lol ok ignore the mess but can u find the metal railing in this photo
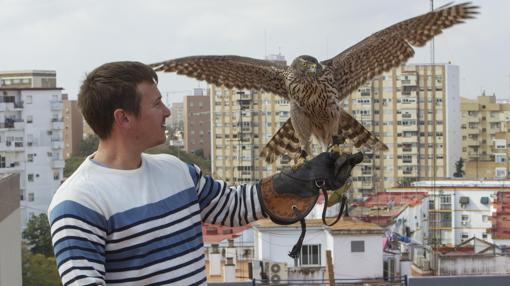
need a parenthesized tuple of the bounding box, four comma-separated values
(252, 275, 408, 285)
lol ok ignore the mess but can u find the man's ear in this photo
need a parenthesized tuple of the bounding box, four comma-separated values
(113, 109, 132, 129)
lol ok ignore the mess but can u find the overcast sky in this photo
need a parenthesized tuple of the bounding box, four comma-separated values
(1, 0, 508, 104)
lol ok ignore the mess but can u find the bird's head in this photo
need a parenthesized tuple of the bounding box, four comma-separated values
(291, 55, 323, 76)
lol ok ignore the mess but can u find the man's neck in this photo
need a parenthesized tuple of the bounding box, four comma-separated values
(93, 138, 143, 170)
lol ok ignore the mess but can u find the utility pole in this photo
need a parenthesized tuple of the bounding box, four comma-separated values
(326, 250, 335, 286)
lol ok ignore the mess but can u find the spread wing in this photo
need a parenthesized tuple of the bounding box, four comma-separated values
(150, 55, 289, 99)
(322, 2, 478, 100)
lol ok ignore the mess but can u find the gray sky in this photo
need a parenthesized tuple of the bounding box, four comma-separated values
(1, 0, 508, 104)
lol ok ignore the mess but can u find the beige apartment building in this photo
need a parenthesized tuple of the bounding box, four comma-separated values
(63, 96, 83, 159)
(461, 93, 510, 179)
(183, 90, 211, 159)
(211, 64, 460, 197)
(346, 64, 461, 197)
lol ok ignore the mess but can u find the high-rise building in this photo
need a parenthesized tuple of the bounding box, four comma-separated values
(211, 63, 460, 195)
(0, 70, 64, 227)
(167, 102, 184, 131)
(184, 89, 211, 159)
(211, 87, 292, 183)
(63, 96, 83, 159)
(460, 93, 510, 179)
(346, 64, 460, 197)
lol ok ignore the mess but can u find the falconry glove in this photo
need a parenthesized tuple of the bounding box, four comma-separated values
(257, 151, 363, 258)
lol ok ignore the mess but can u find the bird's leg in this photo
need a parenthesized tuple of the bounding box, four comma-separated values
(292, 149, 308, 170)
(328, 135, 346, 154)
(327, 180, 352, 207)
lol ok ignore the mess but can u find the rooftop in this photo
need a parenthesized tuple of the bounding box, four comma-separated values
(202, 223, 252, 244)
(410, 180, 510, 188)
(254, 216, 383, 234)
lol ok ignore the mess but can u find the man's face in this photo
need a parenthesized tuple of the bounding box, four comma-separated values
(131, 82, 171, 149)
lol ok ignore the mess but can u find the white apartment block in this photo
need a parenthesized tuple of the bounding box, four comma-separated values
(390, 180, 508, 246)
(0, 70, 64, 227)
(346, 64, 461, 198)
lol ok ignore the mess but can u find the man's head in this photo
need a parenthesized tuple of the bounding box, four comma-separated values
(78, 61, 159, 139)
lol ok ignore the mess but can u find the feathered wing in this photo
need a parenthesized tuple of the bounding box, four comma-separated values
(322, 2, 478, 100)
(150, 55, 289, 99)
(260, 118, 302, 164)
(338, 109, 388, 152)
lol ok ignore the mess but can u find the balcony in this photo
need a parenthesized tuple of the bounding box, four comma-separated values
(52, 141, 64, 149)
(51, 101, 63, 111)
(52, 120, 64, 130)
(52, 159, 65, 168)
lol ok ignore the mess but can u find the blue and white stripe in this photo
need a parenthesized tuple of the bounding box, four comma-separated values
(48, 153, 266, 285)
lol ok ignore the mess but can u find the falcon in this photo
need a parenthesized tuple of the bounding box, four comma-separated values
(150, 2, 478, 163)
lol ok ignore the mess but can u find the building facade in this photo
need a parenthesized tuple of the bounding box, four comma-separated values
(167, 101, 184, 130)
(211, 86, 293, 183)
(0, 174, 22, 286)
(0, 70, 64, 227)
(461, 94, 510, 179)
(63, 96, 83, 159)
(211, 64, 460, 194)
(346, 64, 461, 197)
(183, 92, 211, 159)
(391, 180, 509, 247)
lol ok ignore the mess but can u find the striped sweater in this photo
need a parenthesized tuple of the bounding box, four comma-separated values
(48, 153, 266, 286)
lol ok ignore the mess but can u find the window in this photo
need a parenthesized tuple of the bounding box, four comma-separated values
(25, 95, 32, 104)
(28, 193, 34, 202)
(351, 240, 365, 252)
(482, 215, 489, 223)
(53, 170, 60, 181)
(26, 115, 33, 124)
(27, 154, 34, 162)
(297, 244, 321, 266)
(482, 233, 488, 239)
(28, 174, 34, 182)
(495, 168, 507, 178)
(0, 155, 5, 168)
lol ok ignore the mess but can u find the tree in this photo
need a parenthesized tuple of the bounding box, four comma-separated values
(22, 243, 60, 286)
(453, 158, 465, 177)
(80, 135, 99, 156)
(22, 213, 53, 257)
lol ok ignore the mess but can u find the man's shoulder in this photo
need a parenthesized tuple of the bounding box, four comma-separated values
(142, 153, 187, 169)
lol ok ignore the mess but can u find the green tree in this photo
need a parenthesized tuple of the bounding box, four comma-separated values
(80, 135, 99, 156)
(453, 158, 465, 177)
(22, 213, 53, 257)
(64, 155, 85, 177)
(22, 243, 60, 286)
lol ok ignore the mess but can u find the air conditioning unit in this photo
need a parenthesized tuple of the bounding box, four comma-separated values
(461, 221, 469, 226)
(269, 262, 288, 284)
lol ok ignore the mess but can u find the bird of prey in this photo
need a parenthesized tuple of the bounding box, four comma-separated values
(150, 2, 478, 164)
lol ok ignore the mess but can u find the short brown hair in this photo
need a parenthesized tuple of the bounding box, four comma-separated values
(78, 61, 158, 139)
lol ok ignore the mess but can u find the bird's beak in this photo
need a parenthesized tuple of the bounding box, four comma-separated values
(309, 64, 317, 73)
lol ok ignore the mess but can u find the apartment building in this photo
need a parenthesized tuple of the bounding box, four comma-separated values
(345, 64, 460, 197)
(211, 63, 460, 192)
(461, 94, 510, 179)
(390, 180, 508, 247)
(167, 101, 184, 130)
(183, 88, 211, 159)
(0, 70, 64, 227)
(63, 96, 83, 159)
(211, 86, 293, 183)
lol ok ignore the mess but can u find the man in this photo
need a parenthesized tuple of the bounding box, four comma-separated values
(48, 61, 361, 285)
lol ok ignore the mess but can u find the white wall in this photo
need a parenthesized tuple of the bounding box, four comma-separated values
(332, 234, 383, 279)
(445, 64, 461, 177)
(256, 226, 329, 266)
(21, 89, 64, 226)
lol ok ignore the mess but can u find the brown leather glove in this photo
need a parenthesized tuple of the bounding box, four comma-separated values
(257, 151, 363, 224)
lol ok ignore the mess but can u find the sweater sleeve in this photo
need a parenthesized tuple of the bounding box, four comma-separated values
(186, 163, 267, 226)
(48, 200, 108, 286)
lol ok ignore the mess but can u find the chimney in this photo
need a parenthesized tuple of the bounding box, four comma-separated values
(224, 257, 236, 282)
(209, 244, 221, 276)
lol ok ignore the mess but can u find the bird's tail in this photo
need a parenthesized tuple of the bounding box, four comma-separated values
(337, 109, 388, 152)
(259, 118, 302, 164)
